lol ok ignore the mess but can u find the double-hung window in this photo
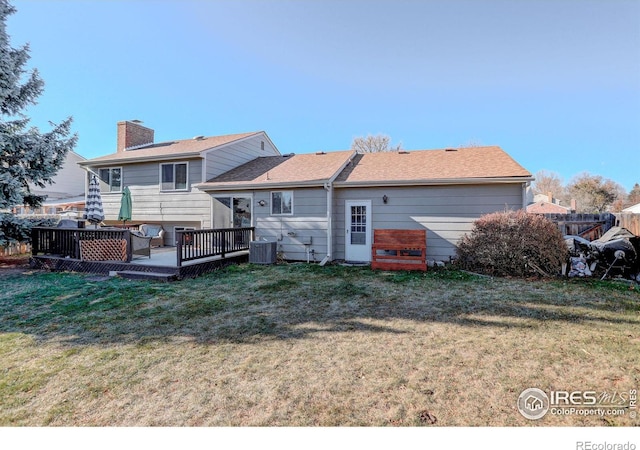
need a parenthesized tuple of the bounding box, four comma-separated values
(271, 191, 293, 215)
(160, 162, 188, 191)
(98, 167, 122, 192)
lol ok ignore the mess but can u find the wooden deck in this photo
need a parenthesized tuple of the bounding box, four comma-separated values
(30, 246, 249, 280)
(29, 226, 255, 280)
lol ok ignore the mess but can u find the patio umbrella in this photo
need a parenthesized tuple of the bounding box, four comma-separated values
(85, 174, 105, 228)
(118, 186, 132, 226)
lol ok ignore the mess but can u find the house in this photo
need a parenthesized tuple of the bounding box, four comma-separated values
(197, 146, 533, 263)
(622, 203, 640, 214)
(13, 150, 87, 217)
(526, 192, 576, 214)
(78, 121, 280, 245)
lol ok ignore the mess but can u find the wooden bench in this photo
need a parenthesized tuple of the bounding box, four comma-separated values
(371, 229, 427, 271)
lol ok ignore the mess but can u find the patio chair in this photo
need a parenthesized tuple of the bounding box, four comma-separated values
(129, 232, 153, 258)
(138, 224, 165, 247)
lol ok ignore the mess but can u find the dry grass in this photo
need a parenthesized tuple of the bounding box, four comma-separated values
(0, 264, 639, 426)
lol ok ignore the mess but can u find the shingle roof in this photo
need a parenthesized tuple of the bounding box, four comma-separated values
(334, 146, 532, 184)
(198, 151, 355, 188)
(81, 131, 262, 165)
(526, 201, 570, 214)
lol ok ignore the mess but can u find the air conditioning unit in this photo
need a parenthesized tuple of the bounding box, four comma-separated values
(249, 241, 277, 264)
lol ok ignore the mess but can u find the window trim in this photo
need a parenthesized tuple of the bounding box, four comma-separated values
(159, 162, 189, 192)
(98, 167, 123, 193)
(270, 190, 294, 216)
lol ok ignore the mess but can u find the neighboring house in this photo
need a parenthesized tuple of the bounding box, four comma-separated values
(622, 203, 640, 213)
(13, 150, 87, 217)
(526, 192, 576, 214)
(78, 121, 280, 245)
(197, 146, 533, 263)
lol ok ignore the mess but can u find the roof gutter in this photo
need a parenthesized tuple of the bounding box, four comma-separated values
(332, 176, 534, 189)
(78, 152, 203, 167)
(320, 150, 357, 266)
(195, 179, 331, 191)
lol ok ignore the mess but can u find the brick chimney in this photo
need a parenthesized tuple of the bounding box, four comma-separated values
(117, 120, 154, 152)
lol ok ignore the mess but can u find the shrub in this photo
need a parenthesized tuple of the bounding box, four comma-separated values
(455, 210, 568, 277)
(0, 213, 57, 246)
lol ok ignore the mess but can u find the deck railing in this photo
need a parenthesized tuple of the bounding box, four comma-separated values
(176, 227, 254, 266)
(32, 226, 254, 267)
(31, 227, 133, 261)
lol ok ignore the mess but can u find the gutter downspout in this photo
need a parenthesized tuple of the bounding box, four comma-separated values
(320, 181, 333, 266)
(522, 181, 530, 210)
(320, 150, 357, 266)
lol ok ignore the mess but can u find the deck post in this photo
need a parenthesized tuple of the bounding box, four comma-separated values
(124, 230, 132, 262)
(176, 231, 183, 267)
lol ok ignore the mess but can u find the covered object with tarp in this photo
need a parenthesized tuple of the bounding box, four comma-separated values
(565, 227, 640, 280)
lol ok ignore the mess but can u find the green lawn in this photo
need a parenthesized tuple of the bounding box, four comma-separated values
(1, 264, 638, 426)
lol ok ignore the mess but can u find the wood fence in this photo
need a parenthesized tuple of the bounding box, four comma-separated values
(614, 213, 640, 236)
(541, 212, 639, 239)
(541, 213, 616, 239)
(2, 242, 31, 257)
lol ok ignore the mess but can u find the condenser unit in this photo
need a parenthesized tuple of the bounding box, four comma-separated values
(249, 241, 277, 264)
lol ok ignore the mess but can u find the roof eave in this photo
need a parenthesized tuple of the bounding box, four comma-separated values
(333, 176, 534, 188)
(79, 152, 204, 166)
(196, 179, 330, 191)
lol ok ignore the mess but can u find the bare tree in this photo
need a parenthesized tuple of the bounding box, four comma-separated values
(531, 170, 566, 201)
(459, 139, 484, 148)
(567, 173, 626, 213)
(351, 134, 402, 153)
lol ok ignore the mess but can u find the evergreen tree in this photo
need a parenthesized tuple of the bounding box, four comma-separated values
(0, 0, 76, 244)
(627, 183, 640, 207)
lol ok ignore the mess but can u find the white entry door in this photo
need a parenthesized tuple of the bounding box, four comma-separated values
(345, 200, 372, 262)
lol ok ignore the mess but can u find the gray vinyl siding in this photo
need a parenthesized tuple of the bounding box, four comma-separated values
(204, 134, 279, 180)
(333, 183, 525, 262)
(93, 159, 211, 245)
(247, 188, 329, 261)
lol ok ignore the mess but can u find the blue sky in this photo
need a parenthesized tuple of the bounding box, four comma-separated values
(8, 0, 640, 191)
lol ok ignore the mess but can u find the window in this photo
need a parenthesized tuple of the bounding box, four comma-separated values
(271, 191, 293, 215)
(98, 167, 122, 192)
(160, 163, 188, 191)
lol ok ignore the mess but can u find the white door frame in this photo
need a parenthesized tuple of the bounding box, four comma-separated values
(210, 193, 253, 228)
(345, 199, 372, 262)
